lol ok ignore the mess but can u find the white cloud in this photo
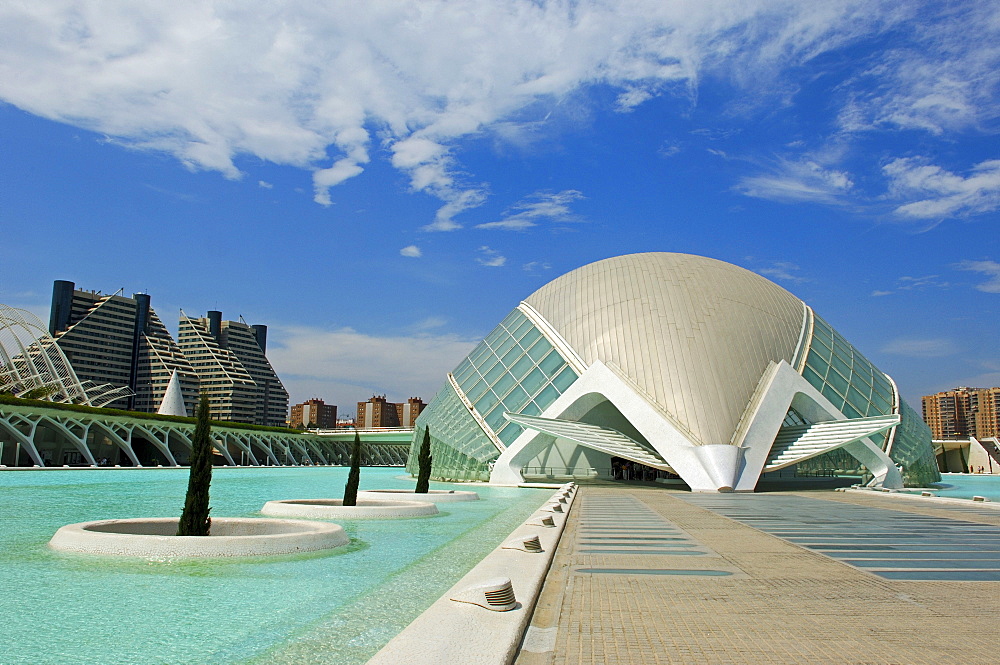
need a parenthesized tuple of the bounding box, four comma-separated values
(868, 274, 951, 296)
(399, 245, 422, 258)
(883, 158, 1000, 221)
(955, 259, 1000, 293)
(756, 261, 808, 283)
(476, 190, 584, 231)
(267, 324, 477, 409)
(881, 337, 958, 358)
(736, 158, 853, 204)
(836, 4, 1000, 136)
(523, 261, 552, 272)
(258, 180, 273, 189)
(0, 1, 949, 229)
(476, 246, 507, 267)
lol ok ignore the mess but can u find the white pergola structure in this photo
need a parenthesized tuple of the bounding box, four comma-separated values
(0, 304, 131, 407)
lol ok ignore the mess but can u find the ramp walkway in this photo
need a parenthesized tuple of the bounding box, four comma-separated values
(516, 485, 1000, 665)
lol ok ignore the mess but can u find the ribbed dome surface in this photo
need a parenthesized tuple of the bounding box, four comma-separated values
(524, 253, 806, 446)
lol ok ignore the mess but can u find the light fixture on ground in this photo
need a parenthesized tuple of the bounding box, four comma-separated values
(450, 577, 517, 612)
(502, 534, 543, 552)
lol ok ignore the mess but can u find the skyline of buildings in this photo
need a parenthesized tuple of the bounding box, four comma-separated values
(177, 311, 289, 427)
(290, 398, 338, 429)
(922, 387, 1000, 440)
(48, 280, 200, 415)
(48, 280, 287, 425)
(357, 395, 427, 429)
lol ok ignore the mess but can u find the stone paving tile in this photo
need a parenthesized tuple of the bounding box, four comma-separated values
(515, 487, 1000, 665)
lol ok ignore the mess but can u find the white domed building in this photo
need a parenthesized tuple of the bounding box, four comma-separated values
(407, 253, 938, 491)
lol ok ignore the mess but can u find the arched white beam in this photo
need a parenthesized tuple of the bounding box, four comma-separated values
(210, 436, 236, 466)
(131, 424, 178, 466)
(37, 416, 97, 466)
(731, 360, 903, 490)
(492, 361, 721, 490)
(0, 417, 44, 466)
(245, 434, 281, 466)
(219, 433, 261, 466)
(304, 439, 329, 465)
(288, 439, 314, 465)
(88, 421, 142, 467)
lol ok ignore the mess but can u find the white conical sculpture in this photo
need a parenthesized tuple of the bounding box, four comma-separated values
(157, 369, 189, 417)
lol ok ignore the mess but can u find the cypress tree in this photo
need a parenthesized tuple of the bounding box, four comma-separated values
(415, 427, 432, 493)
(178, 394, 213, 536)
(343, 428, 362, 506)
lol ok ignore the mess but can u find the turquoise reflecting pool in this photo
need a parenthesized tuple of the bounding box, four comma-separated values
(0, 468, 549, 664)
(930, 473, 1000, 501)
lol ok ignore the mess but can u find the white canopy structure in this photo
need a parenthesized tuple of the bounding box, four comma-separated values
(0, 304, 131, 407)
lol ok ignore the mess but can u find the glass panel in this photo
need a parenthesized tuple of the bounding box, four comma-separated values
(821, 383, 844, 409)
(501, 345, 522, 368)
(484, 405, 507, 430)
(510, 354, 534, 379)
(464, 379, 488, 402)
(806, 353, 829, 379)
(827, 369, 849, 396)
(854, 369, 873, 389)
(841, 402, 863, 419)
(519, 328, 541, 350)
(801, 364, 824, 389)
(499, 309, 522, 330)
(469, 343, 492, 369)
(520, 401, 541, 416)
(503, 385, 530, 412)
(871, 391, 891, 414)
(810, 336, 832, 361)
(552, 367, 577, 392)
(535, 384, 560, 409)
(494, 334, 519, 358)
(498, 422, 523, 445)
(539, 350, 564, 375)
(491, 372, 517, 398)
(452, 359, 474, 385)
(833, 337, 852, 360)
(475, 390, 498, 414)
(846, 385, 870, 413)
(483, 361, 506, 385)
(526, 337, 551, 361)
(511, 317, 533, 340)
(520, 367, 547, 396)
(830, 354, 851, 380)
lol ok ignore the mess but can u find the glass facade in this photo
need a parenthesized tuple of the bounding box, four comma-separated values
(799, 313, 939, 486)
(409, 308, 579, 481)
(889, 399, 940, 486)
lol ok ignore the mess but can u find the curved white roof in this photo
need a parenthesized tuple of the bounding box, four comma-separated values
(524, 253, 806, 446)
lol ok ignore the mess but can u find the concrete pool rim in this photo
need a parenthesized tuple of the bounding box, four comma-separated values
(356, 489, 479, 503)
(261, 498, 439, 519)
(48, 517, 350, 557)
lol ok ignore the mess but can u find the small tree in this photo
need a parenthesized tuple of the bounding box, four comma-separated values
(178, 394, 213, 536)
(343, 428, 362, 506)
(415, 427, 432, 494)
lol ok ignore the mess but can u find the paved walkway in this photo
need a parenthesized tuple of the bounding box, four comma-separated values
(515, 486, 1000, 665)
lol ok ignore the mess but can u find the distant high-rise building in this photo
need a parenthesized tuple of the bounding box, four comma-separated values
(290, 398, 338, 429)
(398, 397, 426, 428)
(923, 387, 1000, 440)
(356, 395, 425, 428)
(177, 311, 288, 427)
(48, 281, 199, 414)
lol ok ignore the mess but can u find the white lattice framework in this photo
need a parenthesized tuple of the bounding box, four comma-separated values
(0, 304, 131, 407)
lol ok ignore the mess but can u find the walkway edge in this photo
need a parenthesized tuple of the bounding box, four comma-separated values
(366, 487, 575, 665)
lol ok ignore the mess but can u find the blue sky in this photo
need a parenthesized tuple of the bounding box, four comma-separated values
(1, 0, 998, 415)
